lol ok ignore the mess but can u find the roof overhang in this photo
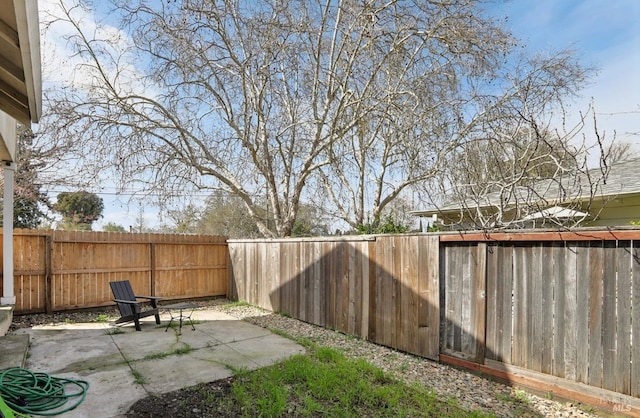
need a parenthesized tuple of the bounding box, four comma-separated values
(0, 0, 42, 161)
(411, 191, 639, 219)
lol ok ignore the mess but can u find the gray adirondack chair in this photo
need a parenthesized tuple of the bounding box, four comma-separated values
(109, 281, 161, 331)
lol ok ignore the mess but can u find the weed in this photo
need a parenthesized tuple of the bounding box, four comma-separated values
(578, 404, 596, 414)
(131, 369, 145, 385)
(105, 328, 125, 335)
(513, 389, 530, 404)
(222, 300, 250, 308)
(269, 328, 316, 349)
(497, 389, 530, 405)
(144, 351, 170, 361)
(143, 344, 194, 361)
(174, 344, 194, 355)
(94, 314, 110, 323)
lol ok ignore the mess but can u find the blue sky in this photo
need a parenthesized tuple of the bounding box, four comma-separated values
(485, 0, 639, 143)
(38, 0, 640, 230)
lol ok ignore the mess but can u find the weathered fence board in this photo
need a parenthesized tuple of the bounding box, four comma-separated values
(540, 243, 554, 375)
(615, 241, 632, 395)
(563, 242, 577, 380)
(439, 243, 485, 360)
(439, 236, 639, 401)
(602, 241, 616, 392)
(587, 242, 603, 388)
(575, 242, 590, 384)
(552, 242, 566, 378)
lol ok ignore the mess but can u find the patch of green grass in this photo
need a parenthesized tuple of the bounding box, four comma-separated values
(214, 346, 493, 417)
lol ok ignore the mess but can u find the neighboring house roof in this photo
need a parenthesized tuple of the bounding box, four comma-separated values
(0, 0, 42, 161)
(411, 157, 640, 220)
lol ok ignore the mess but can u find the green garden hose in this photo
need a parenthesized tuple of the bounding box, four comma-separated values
(0, 367, 89, 416)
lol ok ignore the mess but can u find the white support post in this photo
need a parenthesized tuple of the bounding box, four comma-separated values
(1, 161, 16, 305)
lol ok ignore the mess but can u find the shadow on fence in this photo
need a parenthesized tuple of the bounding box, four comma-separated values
(228, 235, 640, 416)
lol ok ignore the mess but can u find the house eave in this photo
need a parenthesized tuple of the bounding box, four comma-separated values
(13, 0, 42, 125)
(0, 0, 42, 162)
(411, 190, 640, 219)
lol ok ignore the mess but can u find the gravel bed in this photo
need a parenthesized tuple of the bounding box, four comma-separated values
(10, 298, 601, 417)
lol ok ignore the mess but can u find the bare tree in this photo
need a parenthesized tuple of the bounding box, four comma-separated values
(605, 141, 639, 164)
(40, 0, 595, 235)
(428, 103, 612, 229)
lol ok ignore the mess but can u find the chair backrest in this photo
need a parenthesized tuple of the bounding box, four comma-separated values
(110, 280, 136, 317)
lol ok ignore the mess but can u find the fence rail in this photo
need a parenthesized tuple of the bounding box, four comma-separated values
(1, 229, 228, 313)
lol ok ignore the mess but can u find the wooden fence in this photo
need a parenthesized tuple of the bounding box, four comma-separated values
(0, 229, 228, 313)
(228, 236, 441, 360)
(438, 231, 640, 401)
(2, 227, 640, 410)
(228, 230, 640, 411)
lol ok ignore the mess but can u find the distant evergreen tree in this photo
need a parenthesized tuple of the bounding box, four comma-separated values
(54, 191, 104, 230)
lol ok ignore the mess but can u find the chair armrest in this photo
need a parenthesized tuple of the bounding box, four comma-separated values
(113, 299, 140, 305)
(134, 295, 162, 301)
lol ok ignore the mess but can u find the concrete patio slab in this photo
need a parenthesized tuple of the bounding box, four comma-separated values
(194, 318, 273, 344)
(13, 327, 121, 373)
(0, 334, 28, 371)
(226, 333, 306, 368)
(10, 309, 305, 418)
(54, 366, 148, 418)
(133, 354, 232, 395)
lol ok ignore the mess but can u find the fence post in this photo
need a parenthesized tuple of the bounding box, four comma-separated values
(44, 234, 52, 314)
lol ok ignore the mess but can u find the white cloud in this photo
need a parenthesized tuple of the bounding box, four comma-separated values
(490, 0, 640, 153)
(39, 0, 151, 97)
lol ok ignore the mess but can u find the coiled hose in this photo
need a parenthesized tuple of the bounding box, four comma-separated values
(0, 367, 89, 417)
